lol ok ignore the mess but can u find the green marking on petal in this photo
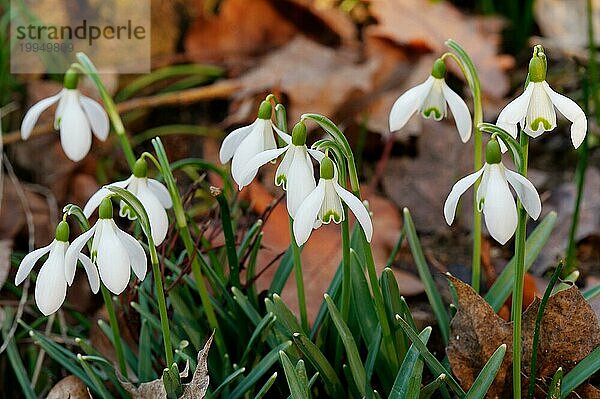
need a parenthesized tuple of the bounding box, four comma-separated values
(478, 197, 485, 212)
(529, 117, 552, 132)
(422, 107, 442, 120)
(276, 174, 287, 186)
(321, 210, 342, 224)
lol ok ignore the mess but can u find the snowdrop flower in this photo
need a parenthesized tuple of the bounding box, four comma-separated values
(497, 47, 587, 148)
(219, 100, 290, 188)
(444, 138, 542, 244)
(66, 197, 147, 295)
(83, 158, 172, 245)
(20, 68, 109, 162)
(293, 156, 373, 246)
(389, 59, 472, 143)
(239, 121, 324, 217)
(14, 221, 99, 315)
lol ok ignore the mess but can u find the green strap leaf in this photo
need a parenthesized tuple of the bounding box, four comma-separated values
(546, 367, 563, 399)
(560, 346, 600, 397)
(464, 344, 507, 399)
(389, 327, 432, 399)
(279, 351, 309, 399)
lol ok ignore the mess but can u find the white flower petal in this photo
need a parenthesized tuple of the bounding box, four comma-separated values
(444, 166, 486, 225)
(504, 168, 542, 220)
(83, 177, 132, 217)
(293, 182, 326, 246)
(15, 241, 54, 285)
(115, 228, 147, 281)
(334, 183, 373, 242)
(241, 146, 288, 188)
(137, 179, 169, 245)
(219, 120, 258, 164)
(21, 92, 62, 140)
(35, 241, 68, 315)
(419, 78, 447, 121)
(476, 164, 491, 211)
(65, 225, 97, 285)
(307, 148, 325, 162)
(542, 81, 588, 148)
(59, 91, 92, 161)
(79, 96, 109, 141)
(147, 179, 173, 208)
(482, 164, 518, 245)
(497, 82, 534, 125)
(96, 220, 131, 294)
(286, 148, 316, 217)
(273, 123, 291, 144)
(78, 253, 99, 293)
(389, 76, 435, 132)
(442, 82, 472, 142)
(319, 180, 344, 224)
(231, 121, 268, 188)
(524, 82, 556, 138)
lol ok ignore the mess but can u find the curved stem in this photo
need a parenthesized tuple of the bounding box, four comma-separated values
(75, 53, 136, 169)
(100, 285, 127, 376)
(512, 133, 529, 399)
(444, 41, 484, 292)
(148, 243, 174, 366)
(290, 219, 309, 333)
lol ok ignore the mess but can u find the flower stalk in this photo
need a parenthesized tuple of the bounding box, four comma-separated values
(100, 285, 127, 375)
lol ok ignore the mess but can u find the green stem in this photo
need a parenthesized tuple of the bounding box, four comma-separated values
(512, 133, 529, 399)
(74, 53, 136, 169)
(214, 189, 240, 288)
(100, 285, 127, 375)
(340, 209, 352, 323)
(149, 244, 174, 367)
(443, 41, 484, 293)
(290, 217, 309, 333)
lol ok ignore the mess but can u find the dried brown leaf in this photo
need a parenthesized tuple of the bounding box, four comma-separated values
(447, 276, 600, 398)
(46, 375, 91, 399)
(367, 0, 511, 98)
(0, 240, 12, 291)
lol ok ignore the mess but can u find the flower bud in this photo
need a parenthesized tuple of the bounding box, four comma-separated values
(291, 121, 307, 146)
(63, 68, 79, 90)
(486, 138, 502, 164)
(320, 157, 335, 179)
(55, 221, 70, 242)
(133, 158, 148, 178)
(257, 101, 272, 120)
(431, 58, 446, 79)
(99, 197, 114, 219)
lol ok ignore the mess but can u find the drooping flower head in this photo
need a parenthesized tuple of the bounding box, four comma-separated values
(219, 100, 290, 189)
(389, 58, 472, 143)
(14, 221, 99, 315)
(444, 138, 542, 244)
(20, 68, 109, 161)
(293, 156, 373, 246)
(66, 197, 147, 295)
(239, 121, 324, 217)
(497, 45, 587, 148)
(83, 158, 172, 245)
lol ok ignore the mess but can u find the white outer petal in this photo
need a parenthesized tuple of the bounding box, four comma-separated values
(35, 241, 68, 315)
(293, 182, 326, 246)
(114, 228, 147, 281)
(15, 241, 54, 285)
(286, 147, 316, 218)
(137, 179, 169, 245)
(442, 82, 472, 142)
(504, 168, 542, 220)
(147, 179, 173, 208)
(78, 253, 100, 293)
(21, 92, 62, 140)
(231, 120, 268, 188)
(83, 177, 132, 217)
(240, 146, 288, 188)
(389, 76, 434, 132)
(96, 220, 131, 294)
(64, 225, 97, 285)
(59, 90, 92, 161)
(443, 166, 486, 225)
(496, 83, 535, 148)
(333, 183, 373, 242)
(542, 82, 588, 148)
(482, 164, 517, 245)
(307, 148, 325, 162)
(273, 123, 291, 144)
(79, 95, 109, 141)
(219, 120, 258, 164)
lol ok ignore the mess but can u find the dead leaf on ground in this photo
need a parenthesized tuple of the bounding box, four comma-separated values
(447, 276, 600, 398)
(244, 175, 424, 321)
(233, 36, 379, 125)
(46, 375, 91, 399)
(367, 0, 511, 98)
(121, 333, 212, 399)
(0, 240, 12, 290)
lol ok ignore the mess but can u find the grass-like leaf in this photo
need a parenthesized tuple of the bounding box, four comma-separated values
(389, 327, 432, 399)
(279, 351, 309, 399)
(464, 344, 506, 399)
(419, 373, 446, 399)
(560, 345, 600, 397)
